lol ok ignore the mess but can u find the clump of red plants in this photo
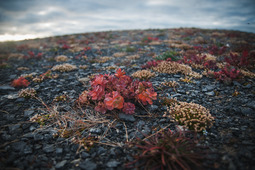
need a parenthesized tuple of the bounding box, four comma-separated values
(61, 44, 70, 50)
(23, 51, 43, 59)
(141, 37, 159, 44)
(180, 55, 218, 70)
(11, 76, 30, 88)
(208, 45, 227, 56)
(78, 68, 157, 114)
(211, 64, 242, 84)
(126, 129, 206, 170)
(141, 60, 161, 69)
(225, 50, 255, 69)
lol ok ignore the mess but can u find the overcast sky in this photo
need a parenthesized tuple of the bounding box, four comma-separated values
(0, 0, 254, 41)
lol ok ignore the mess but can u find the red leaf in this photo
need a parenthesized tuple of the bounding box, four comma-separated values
(115, 68, 126, 78)
(104, 91, 124, 110)
(88, 85, 105, 100)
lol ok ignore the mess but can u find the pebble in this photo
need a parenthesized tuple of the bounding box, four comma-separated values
(118, 113, 135, 122)
(205, 91, 215, 96)
(149, 105, 158, 112)
(0, 85, 15, 94)
(79, 160, 97, 170)
(56, 148, 63, 155)
(106, 160, 120, 168)
(24, 110, 34, 117)
(81, 152, 90, 159)
(55, 160, 67, 169)
(43, 144, 55, 153)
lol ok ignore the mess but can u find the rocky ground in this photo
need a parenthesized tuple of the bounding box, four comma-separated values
(0, 28, 255, 170)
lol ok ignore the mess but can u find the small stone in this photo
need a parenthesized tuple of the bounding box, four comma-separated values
(55, 160, 67, 169)
(23, 146, 33, 154)
(4, 93, 19, 100)
(79, 160, 97, 170)
(34, 144, 42, 150)
(233, 81, 241, 86)
(8, 124, 21, 134)
(89, 128, 102, 134)
(34, 134, 44, 141)
(97, 147, 106, 155)
(56, 148, 63, 155)
(247, 101, 255, 110)
(205, 91, 215, 96)
(171, 93, 181, 98)
(1, 132, 11, 140)
(106, 160, 120, 168)
(202, 85, 215, 92)
(174, 75, 181, 78)
(149, 105, 158, 112)
(24, 110, 34, 117)
(177, 89, 185, 94)
(81, 152, 90, 159)
(43, 144, 54, 153)
(0, 85, 15, 94)
(29, 125, 36, 131)
(12, 141, 26, 152)
(119, 113, 135, 122)
(241, 107, 253, 116)
(243, 84, 251, 89)
(136, 120, 145, 129)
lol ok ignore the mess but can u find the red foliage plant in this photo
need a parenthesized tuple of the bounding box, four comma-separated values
(62, 44, 70, 50)
(23, 51, 43, 59)
(78, 68, 157, 114)
(180, 55, 218, 70)
(84, 46, 92, 51)
(208, 45, 227, 56)
(141, 37, 159, 44)
(126, 129, 206, 170)
(212, 64, 242, 84)
(225, 51, 253, 68)
(11, 76, 30, 88)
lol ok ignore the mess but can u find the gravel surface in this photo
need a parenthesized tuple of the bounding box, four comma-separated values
(0, 28, 255, 170)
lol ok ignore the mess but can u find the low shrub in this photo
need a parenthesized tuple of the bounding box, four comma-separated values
(126, 129, 206, 170)
(78, 68, 157, 114)
(11, 76, 30, 88)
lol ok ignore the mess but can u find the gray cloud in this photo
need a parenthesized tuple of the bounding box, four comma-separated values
(0, 0, 255, 41)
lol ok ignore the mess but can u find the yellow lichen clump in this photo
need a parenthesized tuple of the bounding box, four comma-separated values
(98, 56, 113, 63)
(152, 61, 192, 75)
(200, 53, 217, 61)
(131, 70, 156, 80)
(18, 88, 36, 98)
(79, 65, 88, 70)
(55, 55, 68, 62)
(164, 101, 214, 132)
(152, 61, 201, 79)
(113, 52, 126, 58)
(240, 69, 255, 78)
(17, 67, 30, 71)
(52, 63, 77, 72)
(161, 80, 179, 88)
(125, 54, 140, 60)
(188, 71, 202, 79)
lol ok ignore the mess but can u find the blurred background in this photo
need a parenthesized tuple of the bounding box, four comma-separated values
(0, 0, 254, 41)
